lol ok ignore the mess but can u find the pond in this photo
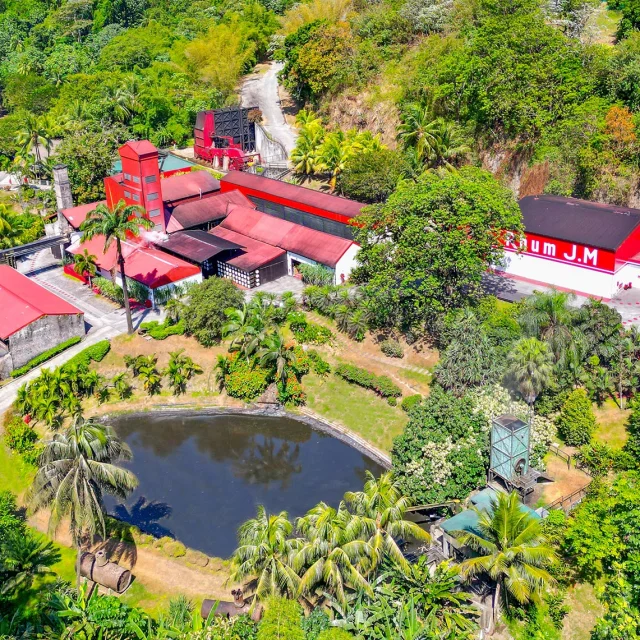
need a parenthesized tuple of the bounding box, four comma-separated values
(106, 412, 384, 558)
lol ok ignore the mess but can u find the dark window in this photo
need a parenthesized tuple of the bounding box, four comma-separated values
(147, 192, 159, 201)
(124, 190, 131, 198)
(132, 193, 140, 202)
(145, 175, 157, 184)
(149, 208, 161, 217)
(124, 173, 131, 181)
(132, 175, 141, 184)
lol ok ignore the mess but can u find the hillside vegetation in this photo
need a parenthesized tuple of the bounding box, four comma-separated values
(277, 0, 640, 206)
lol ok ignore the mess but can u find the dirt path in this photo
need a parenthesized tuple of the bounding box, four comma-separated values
(29, 511, 236, 602)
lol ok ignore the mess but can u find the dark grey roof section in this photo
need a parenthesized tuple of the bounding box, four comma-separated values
(519, 195, 640, 251)
(157, 230, 240, 263)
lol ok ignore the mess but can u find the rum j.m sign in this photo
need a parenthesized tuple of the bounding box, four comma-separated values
(504, 232, 615, 273)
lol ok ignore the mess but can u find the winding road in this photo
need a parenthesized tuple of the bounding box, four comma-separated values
(241, 61, 298, 155)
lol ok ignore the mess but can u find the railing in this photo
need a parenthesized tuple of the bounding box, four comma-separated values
(547, 482, 591, 512)
(548, 442, 572, 469)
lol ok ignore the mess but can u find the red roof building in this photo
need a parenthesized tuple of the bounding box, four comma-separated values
(60, 200, 107, 231)
(0, 266, 83, 340)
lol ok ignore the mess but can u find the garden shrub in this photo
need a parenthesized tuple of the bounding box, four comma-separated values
(258, 598, 305, 640)
(335, 363, 402, 399)
(278, 375, 307, 405)
(0, 491, 24, 539)
(317, 630, 355, 640)
(291, 346, 310, 377)
(11, 336, 82, 377)
(301, 609, 330, 640)
(287, 311, 307, 332)
(291, 320, 333, 345)
(556, 389, 596, 446)
(139, 318, 185, 339)
(574, 442, 632, 476)
(93, 276, 125, 305)
(380, 339, 404, 358)
(298, 263, 334, 286)
(162, 540, 186, 557)
(308, 350, 331, 376)
(63, 339, 111, 371)
(401, 394, 422, 413)
(4, 415, 38, 458)
(224, 354, 270, 401)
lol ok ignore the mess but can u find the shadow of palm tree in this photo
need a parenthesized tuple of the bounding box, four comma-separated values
(112, 496, 174, 539)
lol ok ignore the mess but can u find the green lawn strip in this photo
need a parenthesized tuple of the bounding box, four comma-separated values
(396, 368, 432, 388)
(0, 442, 35, 497)
(120, 581, 173, 618)
(562, 581, 604, 640)
(593, 398, 629, 450)
(303, 372, 408, 452)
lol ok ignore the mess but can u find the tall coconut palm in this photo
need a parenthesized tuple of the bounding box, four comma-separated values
(230, 505, 302, 600)
(73, 249, 98, 287)
(293, 501, 374, 607)
(316, 131, 358, 192)
(80, 199, 153, 334)
(396, 103, 440, 163)
(27, 415, 138, 585)
(453, 491, 556, 630)
(0, 204, 15, 237)
(428, 120, 470, 171)
(257, 332, 299, 385)
(345, 471, 430, 572)
(15, 114, 50, 165)
(0, 532, 60, 596)
(519, 289, 576, 364)
(507, 337, 554, 417)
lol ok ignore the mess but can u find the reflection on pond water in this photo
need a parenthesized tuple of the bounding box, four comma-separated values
(106, 412, 383, 557)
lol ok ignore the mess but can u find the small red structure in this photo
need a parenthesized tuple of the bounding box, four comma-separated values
(194, 107, 260, 171)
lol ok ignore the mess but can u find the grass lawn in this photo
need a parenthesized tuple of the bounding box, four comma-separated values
(0, 442, 35, 498)
(593, 398, 629, 450)
(591, 5, 621, 44)
(303, 372, 408, 452)
(562, 581, 604, 640)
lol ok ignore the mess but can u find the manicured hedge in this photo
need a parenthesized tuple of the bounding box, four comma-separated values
(62, 339, 111, 371)
(308, 350, 331, 376)
(11, 336, 82, 377)
(401, 394, 422, 413)
(334, 363, 402, 401)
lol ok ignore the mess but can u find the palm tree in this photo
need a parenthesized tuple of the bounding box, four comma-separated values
(15, 114, 50, 166)
(291, 123, 324, 176)
(519, 289, 576, 364)
(165, 349, 202, 395)
(111, 372, 133, 400)
(230, 505, 302, 600)
(257, 332, 299, 385)
(223, 304, 266, 359)
(213, 354, 230, 392)
(138, 364, 162, 396)
(345, 472, 430, 572)
(428, 120, 470, 171)
(396, 103, 440, 163)
(73, 249, 98, 287)
(80, 199, 153, 334)
(164, 298, 185, 325)
(0, 532, 60, 596)
(507, 337, 554, 418)
(316, 131, 358, 192)
(293, 501, 373, 607)
(0, 204, 15, 237)
(453, 491, 556, 630)
(27, 415, 138, 585)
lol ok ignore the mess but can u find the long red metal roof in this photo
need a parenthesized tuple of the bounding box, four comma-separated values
(220, 172, 364, 220)
(161, 171, 220, 204)
(219, 207, 355, 267)
(0, 265, 83, 340)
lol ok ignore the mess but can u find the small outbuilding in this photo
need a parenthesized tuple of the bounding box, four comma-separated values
(0, 265, 85, 378)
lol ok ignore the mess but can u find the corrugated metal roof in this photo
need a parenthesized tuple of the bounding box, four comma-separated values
(210, 227, 285, 271)
(60, 200, 106, 230)
(161, 171, 220, 204)
(158, 230, 240, 263)
(221, 172, 364, 219)
(0, 265, 83, 339)
(220, 207, 354, 267)
(166, 191, 255, 233)
(520, 195, 640, 251)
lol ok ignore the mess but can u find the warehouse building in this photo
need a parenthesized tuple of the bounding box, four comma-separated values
(497, 195, 640, 299)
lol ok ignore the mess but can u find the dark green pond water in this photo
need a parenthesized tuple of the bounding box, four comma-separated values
(106, 412, 384, 558)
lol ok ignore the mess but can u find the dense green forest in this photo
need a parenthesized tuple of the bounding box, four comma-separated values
(0, 0, 286, 202)
(279, 0, 640, 206)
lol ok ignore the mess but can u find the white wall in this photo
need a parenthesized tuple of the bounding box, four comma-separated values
(335, 244, 360, 285)
(497, 251, 615, 298)
(286, 251, 317, 276)
(614, 262, 640, 292)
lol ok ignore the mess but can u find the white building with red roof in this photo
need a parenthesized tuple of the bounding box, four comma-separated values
(0, 265, 85, 377)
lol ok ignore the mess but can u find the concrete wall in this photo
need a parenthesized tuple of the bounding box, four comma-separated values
(335, 244, 360, 285)
(497, 251, 615, 298)
(8, 313, 85, 370)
